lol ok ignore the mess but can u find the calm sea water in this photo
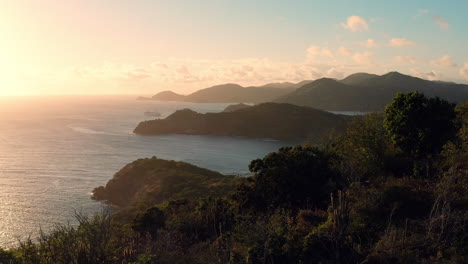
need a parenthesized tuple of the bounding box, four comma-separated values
(0, 96, 292, 248)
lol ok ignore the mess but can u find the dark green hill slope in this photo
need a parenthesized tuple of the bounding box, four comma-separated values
(92, 157, 239, 207)
(134, 102, 348, 141)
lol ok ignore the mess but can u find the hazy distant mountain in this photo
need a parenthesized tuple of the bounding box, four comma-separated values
(257, 82, 295, 89)
(148, 81, 309, 103)
(134, 103, 349, 141)
(151, 91, 186, 101)
(275, 72, 468, 111)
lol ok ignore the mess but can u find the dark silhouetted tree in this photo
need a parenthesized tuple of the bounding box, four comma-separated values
(384, 92, 457, 176)
(236, 145, 338, 211)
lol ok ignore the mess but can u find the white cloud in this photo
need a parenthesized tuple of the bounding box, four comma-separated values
(340, 16, 369, 32)
(395, 56, 418, 65)
(306, 45, 334, 62)
(430, 55, 456, 68)
(432, 15, 449, 29)
(353, 52, 373, 64)
(337, 46, 353, 56)
(460, 63, 468, 79)
(321, 47, 334, 58)
(362, 39, 378, 48)
(389, 38, 416, 47)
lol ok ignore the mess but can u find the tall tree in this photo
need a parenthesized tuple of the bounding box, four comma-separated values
(384, 92, 457, 176)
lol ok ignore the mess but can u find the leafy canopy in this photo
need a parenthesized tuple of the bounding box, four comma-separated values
(384, 92, 457, 158)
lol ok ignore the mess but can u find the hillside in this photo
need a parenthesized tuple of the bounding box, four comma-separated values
(275, 72, 468, 111)
(183, 83, 295, 103)
(133, 102, 349, 141)
(147, 81, 306, 103)
(92, 157, 239, 207)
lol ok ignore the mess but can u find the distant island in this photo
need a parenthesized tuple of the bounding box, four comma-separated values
(140, 72, 468, 111)
(133, 102, 349, 142)
(222, 103, 251, 112)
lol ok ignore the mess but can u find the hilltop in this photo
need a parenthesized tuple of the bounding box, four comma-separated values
(92, 157, 239, 208)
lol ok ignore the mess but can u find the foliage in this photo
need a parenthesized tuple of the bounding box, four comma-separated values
(235, 145, 338, 211)
(323, 113, 403, 182)
(384, 92, 457, 159)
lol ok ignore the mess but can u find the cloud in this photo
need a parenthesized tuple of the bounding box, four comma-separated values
(425, 71, 440, 81)
(460, 63, 468, 79)
(321, 47, 334, 58)
(432, 15, 449, 29)
(410, 68, 442, 81)
(362, 39, 378, 48)
(306, 45, 334, 62)
(430, 55, 456, 68)
(413, 9, 429, 19)
(353, 52, 373, 64)
(326, 67, 345, 79)
(338, 47, 353, 56)
(389, 38, 416, 47)
(395, 56, 418, 65)
(340, 16, 369, 32)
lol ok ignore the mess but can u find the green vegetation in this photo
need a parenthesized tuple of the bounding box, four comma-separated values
(91, 157, 241, 216)
(384, 92, 458, 177)
(1, 93, 466, 263)
(134, 102, 349, 142)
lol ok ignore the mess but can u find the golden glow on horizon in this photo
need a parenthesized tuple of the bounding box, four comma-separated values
(0, 1, 467, 96)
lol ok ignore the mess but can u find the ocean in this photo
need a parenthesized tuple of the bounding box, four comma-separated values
(0, 95, 292, 248)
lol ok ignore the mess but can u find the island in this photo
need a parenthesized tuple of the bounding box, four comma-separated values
(133, 102, 349, 142)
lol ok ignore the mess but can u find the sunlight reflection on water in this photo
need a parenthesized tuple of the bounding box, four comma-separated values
(0, 96, 291, 247)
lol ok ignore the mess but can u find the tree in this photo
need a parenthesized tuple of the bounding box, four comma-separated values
(384, 92, 457, 176)
(323, 113, 398, 183)
(235, 145, 338, 211)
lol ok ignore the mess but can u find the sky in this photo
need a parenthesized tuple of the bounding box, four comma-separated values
(1, 0, 468, 96)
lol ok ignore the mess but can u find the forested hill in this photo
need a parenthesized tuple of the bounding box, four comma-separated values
(133, 102, 349, 141)
(275, 72, 468, 111)
(92, 157, 239, 208)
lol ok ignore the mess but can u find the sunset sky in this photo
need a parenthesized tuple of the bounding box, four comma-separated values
(1, 0, 468, 95)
